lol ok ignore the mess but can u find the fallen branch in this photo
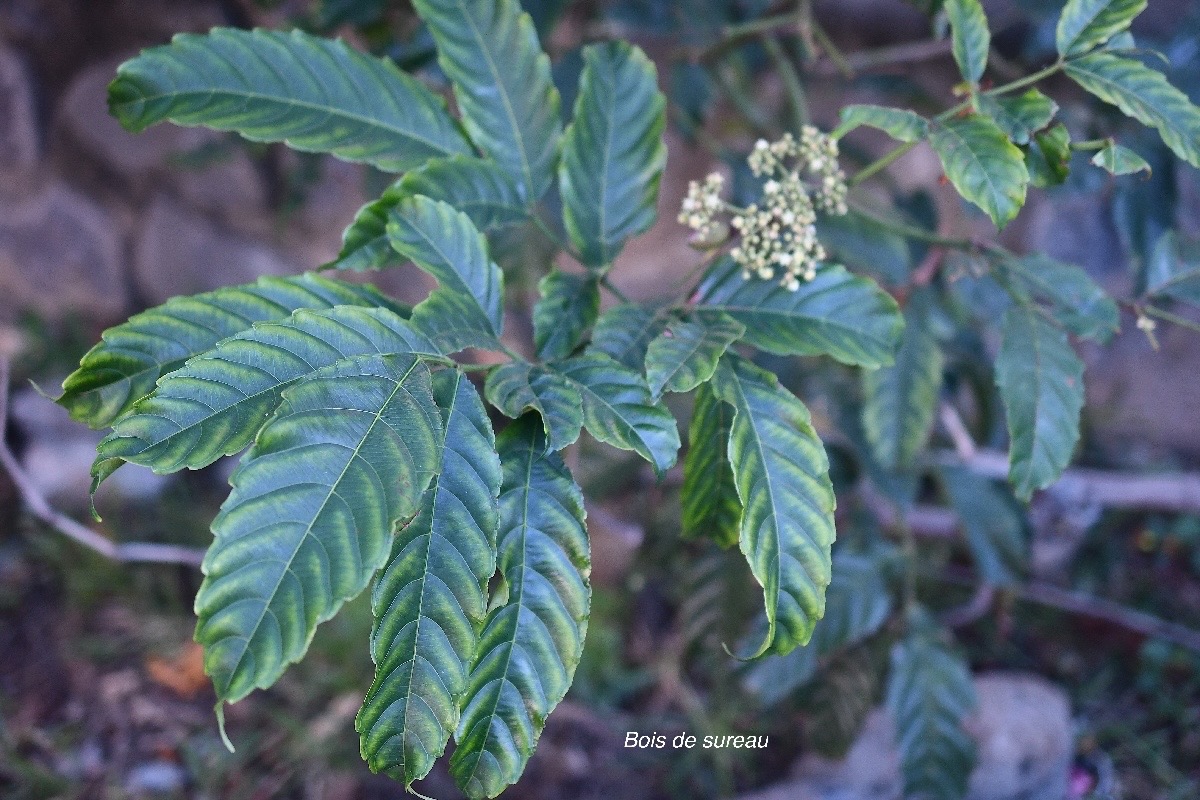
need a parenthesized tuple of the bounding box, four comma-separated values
(0, 359, 204, 568)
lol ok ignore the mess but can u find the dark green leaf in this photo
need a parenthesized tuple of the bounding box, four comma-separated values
(328, 157, 528, 272)
(681, 381, 740, 548)
(697, 258, 904, 368)
(1091, 142, 1152, 175)
(450, 415, 589, 799)
(93, 307, 439, 481)
(558, 354, 680, 475)
(835, 105, 929, 143)
(1024, 123, 1072, 188)
(1065, 52, 1200, 169)
(108, 28, 471, 171)
(533, 271, 600, 361)
(929, 113, 1029, 229)
(861, 289, 944, 471)
(195, 353, 443, 702)
(58, 274, 397, 428)
(945, 0, 990, 83)
(939, 467, 1028, 584)
(712, 355, 836, 657)
(560, 41, 666, 271)
(484, 361, 583, 452)
(415, 0, 562, 201)
(1146, 231, 1200, 304)
(996, 305, 1084, 499)
(357, 370, 501, 787)
(743, 549, 892, 704)
(1002, 255, 1120, 342)
(587, 304, 668, 370)
(817, 209, 913, 287)
(886, 616, 977, 800)
(978, 89, 1058, 145)
(1057, 0, 1148, 56)
(388, 195, 505, 352)
(644, 314, 744, 398)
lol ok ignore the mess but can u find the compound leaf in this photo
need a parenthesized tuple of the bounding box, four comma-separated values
(887, 616, 977, 800)
(929, 114, 1029, 229)
(388, 195, 505, 352)
(945, 0, 990, 84)
(1057, 0, 1147, 56)
(861, 289, 944, 471)
(357, 370, 501, 787)
(415, 0, 562, 202)
(645, 313, 744, 398)
(58, 274, 397, 429)
(450, 415, 589, 799)
(557, 353, 680, 476)
(996, 305, 1085, 500)
(92, 307, 439, 482)
(1065, 52, 1200, 169)
(108, 28, 471, 171)
(533, 271, 600, 361)
(484, 361, 583, 453)
(697, 258, 903, 368)
(195, 353, 443, 702)
(560, 41, 666, 271)
(681, 380, 741, 548)
(835, 104, 929, 143)
(712, 355, 836, 657)
(587, 304, 668, 370)
(1002, 254, 1120, 342)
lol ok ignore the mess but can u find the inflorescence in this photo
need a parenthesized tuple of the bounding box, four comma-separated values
(679, 127, 849, 291)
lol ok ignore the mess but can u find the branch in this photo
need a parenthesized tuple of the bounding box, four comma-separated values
(0, 359, 205, 568)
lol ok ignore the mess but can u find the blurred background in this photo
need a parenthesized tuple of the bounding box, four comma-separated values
(2, 0, 1200, 798)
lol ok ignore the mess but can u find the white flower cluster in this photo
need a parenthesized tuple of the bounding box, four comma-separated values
(679, 128, 849, 292)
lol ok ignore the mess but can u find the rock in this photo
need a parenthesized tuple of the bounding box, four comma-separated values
(57, 56, 212, 178)
(0, 44, 41, 191)
(0, 183, 127, 323)
(133, 195, 294, 305)
(740, 673, 1072, 800)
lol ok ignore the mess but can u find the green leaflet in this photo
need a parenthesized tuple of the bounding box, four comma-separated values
(1146, 231, 1200, 304)
(712, 355, 837, 657)
(484, 361, 583, 453)
(886, 616, 977, 800)
(944, 0, 990, 84)
(1025, 123, 1072, 188)
(861, 289, 944, 471)
(357, 370, 501, 786)
(588, 304, 668, 370)
(835, 104, 929, 143)
(995, 305, 1085, 500)
(644, 313, 745, 398)
(388, 195, 505, 352)
(1056, 0, 1147, 56)
(939, 466, 1028, 585)
(450, 415, 589, 799)
(195, 353, 443, 703)
(817, 209, 913, 288)
(92, 307, 440, 484)
(329, 157, 527, 272)
(533, 271, 600, 361)
(978, 89, 1058, 145)
(1002, 254, 1120, 342)
(558, 353, 681, 476)
(681, 381, 741, 548)
(697, 258, 904, 368)
(1065, 52, 1200, 169)
(929, 114, 1029, 229)
(559, 41, 666, 271)
(414, 0, 562, 203)
(108, 28, 471, 172)
(743, 549, 893, 705)
(58, 274, 398, 429)
(1091, 141, 1152, 175)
